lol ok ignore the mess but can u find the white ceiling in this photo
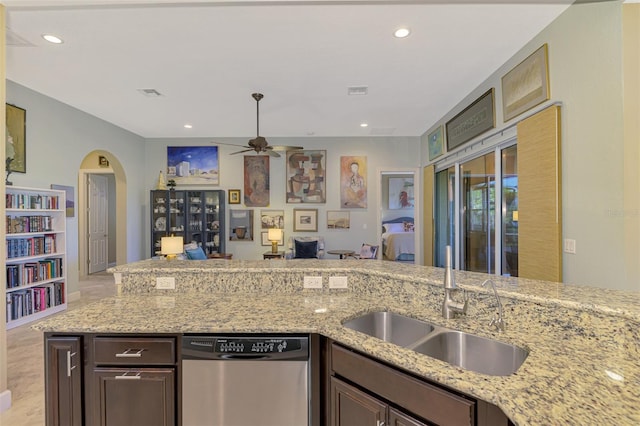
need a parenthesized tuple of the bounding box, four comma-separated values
(4, 1, 572, 139)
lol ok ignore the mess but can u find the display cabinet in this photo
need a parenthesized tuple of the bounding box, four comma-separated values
(5, 186, 67, 329)
(150, 190, 225, 256)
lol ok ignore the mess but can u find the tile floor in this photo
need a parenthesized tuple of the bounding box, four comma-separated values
(0, 272, 117, 426)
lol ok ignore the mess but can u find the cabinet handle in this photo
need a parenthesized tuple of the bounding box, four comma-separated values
(66, 351, 77, 377)
(115, 348, 144, 358)
(115, 371, 142, 380)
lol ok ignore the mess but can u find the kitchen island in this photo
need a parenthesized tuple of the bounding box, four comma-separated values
(35, 259, 640, 425)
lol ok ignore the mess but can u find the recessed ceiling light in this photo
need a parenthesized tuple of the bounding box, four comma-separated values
(42, 34, 63, 44)
(184, 124, 193, 129)
(360, 123, 369, 128)
(393, 28, 411, 38)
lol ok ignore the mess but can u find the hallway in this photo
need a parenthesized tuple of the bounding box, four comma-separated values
(0, 272, 117, 426)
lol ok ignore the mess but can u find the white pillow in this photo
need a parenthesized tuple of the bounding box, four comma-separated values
(383, 223, 405, 233)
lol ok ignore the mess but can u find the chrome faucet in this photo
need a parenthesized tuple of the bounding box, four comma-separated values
(442, 246, 468, 319)
(481, 279, 505, 332)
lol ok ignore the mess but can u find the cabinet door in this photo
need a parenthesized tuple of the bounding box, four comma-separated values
(93, 368, 175, 426)
(45, 336, 83, 426)
(331, 377, 386, 426)
(389, 407, 429, 426)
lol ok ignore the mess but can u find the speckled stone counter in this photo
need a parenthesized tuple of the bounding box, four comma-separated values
(35, 259, 640, 426)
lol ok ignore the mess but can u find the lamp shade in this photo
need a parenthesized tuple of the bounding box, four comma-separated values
(268, 228, 282, 242)
(161, 236, 184, 256)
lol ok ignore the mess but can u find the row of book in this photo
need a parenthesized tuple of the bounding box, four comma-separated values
(6, 258, 63, 289)
(6, 193, 60, 210)
(6, 215, 53, 234)
(6, 282, 65, 322)
(6, 234, 57, 259)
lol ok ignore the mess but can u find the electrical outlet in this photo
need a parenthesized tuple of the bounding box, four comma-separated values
(156, 277, 176, 289)
(563, 239, 576, 254)
(329, 276, 348, 289)
(113, 272, 122, 284)
(303, 276, 323, 289)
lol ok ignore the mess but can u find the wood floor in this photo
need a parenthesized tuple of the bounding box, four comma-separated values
(0, 272, 117, 426)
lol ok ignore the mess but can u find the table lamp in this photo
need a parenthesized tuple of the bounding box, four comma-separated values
(268, 229, 282, 254)
(161, 236, 183, 260)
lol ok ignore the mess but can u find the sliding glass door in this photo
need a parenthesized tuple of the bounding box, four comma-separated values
(434, 143, 518, 276)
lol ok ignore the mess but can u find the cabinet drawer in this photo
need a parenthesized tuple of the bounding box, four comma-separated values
(93, 337, 176, 365)
(331, 343, 475, 426)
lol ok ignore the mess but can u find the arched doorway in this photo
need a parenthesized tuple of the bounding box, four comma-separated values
(78, 151, 127, 277)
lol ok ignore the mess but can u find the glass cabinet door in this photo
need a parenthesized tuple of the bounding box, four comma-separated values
(203, 191, 224, 254)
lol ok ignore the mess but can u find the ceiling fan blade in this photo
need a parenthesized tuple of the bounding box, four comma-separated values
(230, 148, 255, 155)
(212, 141, 251, 149)
(265, 149, 281, 158)
(270, 145, 304, 152)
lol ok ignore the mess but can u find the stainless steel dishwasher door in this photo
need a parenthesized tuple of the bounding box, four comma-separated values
(182, 335, 309, 426)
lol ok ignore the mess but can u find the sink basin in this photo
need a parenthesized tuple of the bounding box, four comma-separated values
(343, 311, 528, 376)
(411, 331, 529, 376)
(343, 311, 435, 347)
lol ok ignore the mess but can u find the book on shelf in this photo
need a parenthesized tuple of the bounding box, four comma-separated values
(6, 215, 53, 234)
(5, 281, 65, 322)
(5, 193, 59, 210)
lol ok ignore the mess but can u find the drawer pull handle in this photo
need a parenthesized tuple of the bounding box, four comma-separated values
(66, 351, 77, 377)
(115, 371, 142, 380)
(115, 348, 144, 358)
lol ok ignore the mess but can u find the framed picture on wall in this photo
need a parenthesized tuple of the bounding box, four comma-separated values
(229, 209, 253, 241)
(228, 189, 241, 204)
(261, 230, 285, 246)
(340, 156, 367, 208)
(427, 126, 445, 161)
(502, 44, 550, 122)
(327, 211, 350, 230)
(6, 103, 26, 173)
(293, 208, 318, 232)
(260, 210, 284, 229)
(244, 156, 270, 207)
(167, 146, 219, 186)
(388, 177, 414, 209)
(286, 150, 326, 203)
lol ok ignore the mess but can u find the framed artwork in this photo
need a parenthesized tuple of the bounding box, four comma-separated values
(228, 189, 241, 204)
(286, 150, 326, 203)
(6, 103, 26, 173)
(388, 177, 414, 209)
(327, 210, 350, 230)
(446, 88, 495, 151)
(244, 156, 270, 207)
(427, 126, 445, 161)
(260, 210, 284, 229)
(340, 156, 367, 208)
(293, 208, 318, 232)
(51, 184, 75, 218)
(167, 146, 219, 185)
(261, 230, 285, 246)
(229, 209, 253, 241)
(502, 44, 550, 122)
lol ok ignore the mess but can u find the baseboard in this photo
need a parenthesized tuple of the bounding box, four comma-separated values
(0, 389, 12, 413)
(68, 290, 81, 302)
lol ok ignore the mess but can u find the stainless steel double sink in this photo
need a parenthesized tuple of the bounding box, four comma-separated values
(342, 311, 528, 376)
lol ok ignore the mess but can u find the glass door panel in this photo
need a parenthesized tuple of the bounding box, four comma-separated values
(461, 153, 495, 274)
(434, 167, 455, 267)
(502, 145, 518, 276)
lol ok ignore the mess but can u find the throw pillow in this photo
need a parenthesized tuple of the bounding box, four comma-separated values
(294, 240, 318, 259)
(185, 247, 207, 260)
(383, 223, 405, 233)
(403, 221, 415, 232)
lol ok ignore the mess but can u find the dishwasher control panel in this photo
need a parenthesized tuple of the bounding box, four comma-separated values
(182, 335, 309, 360)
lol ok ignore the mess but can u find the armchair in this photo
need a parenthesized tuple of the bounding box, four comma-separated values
(285, 236, 325, 259)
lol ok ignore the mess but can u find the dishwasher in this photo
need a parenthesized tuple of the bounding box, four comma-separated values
(182, 334, 310, 426)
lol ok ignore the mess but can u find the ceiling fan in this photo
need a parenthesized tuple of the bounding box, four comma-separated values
(214, 93, 303, 158)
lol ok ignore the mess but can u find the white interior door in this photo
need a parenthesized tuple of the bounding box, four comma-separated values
(88, 174, 109, 274)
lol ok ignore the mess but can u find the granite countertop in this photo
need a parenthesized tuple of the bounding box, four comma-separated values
(35, 259, 640, 426)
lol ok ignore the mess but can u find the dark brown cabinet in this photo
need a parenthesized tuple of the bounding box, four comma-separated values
(45, 336, 83, 426)
(90, 336, 177, 426)
(331, 377, 427, 426)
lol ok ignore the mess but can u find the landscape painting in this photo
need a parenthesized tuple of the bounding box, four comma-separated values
(167, 146, 219, 185)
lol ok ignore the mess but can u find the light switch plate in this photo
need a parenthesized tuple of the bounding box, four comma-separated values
(563, 239, 576, 254)
(303, 276, 323, 289)
(329, 276, 348, 289)
(113, 272, 122, 284)
(156, 277, 176, 289)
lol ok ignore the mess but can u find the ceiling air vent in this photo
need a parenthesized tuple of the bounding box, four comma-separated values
(347, 86, 368, 96)
(137, 88, 164, 97)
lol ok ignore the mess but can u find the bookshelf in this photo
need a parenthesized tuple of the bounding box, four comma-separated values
(151, 190, 225, 256)
(5, 186, 67, 329)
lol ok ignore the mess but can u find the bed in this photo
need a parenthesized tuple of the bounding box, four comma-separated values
(382, 216, 415, 262)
